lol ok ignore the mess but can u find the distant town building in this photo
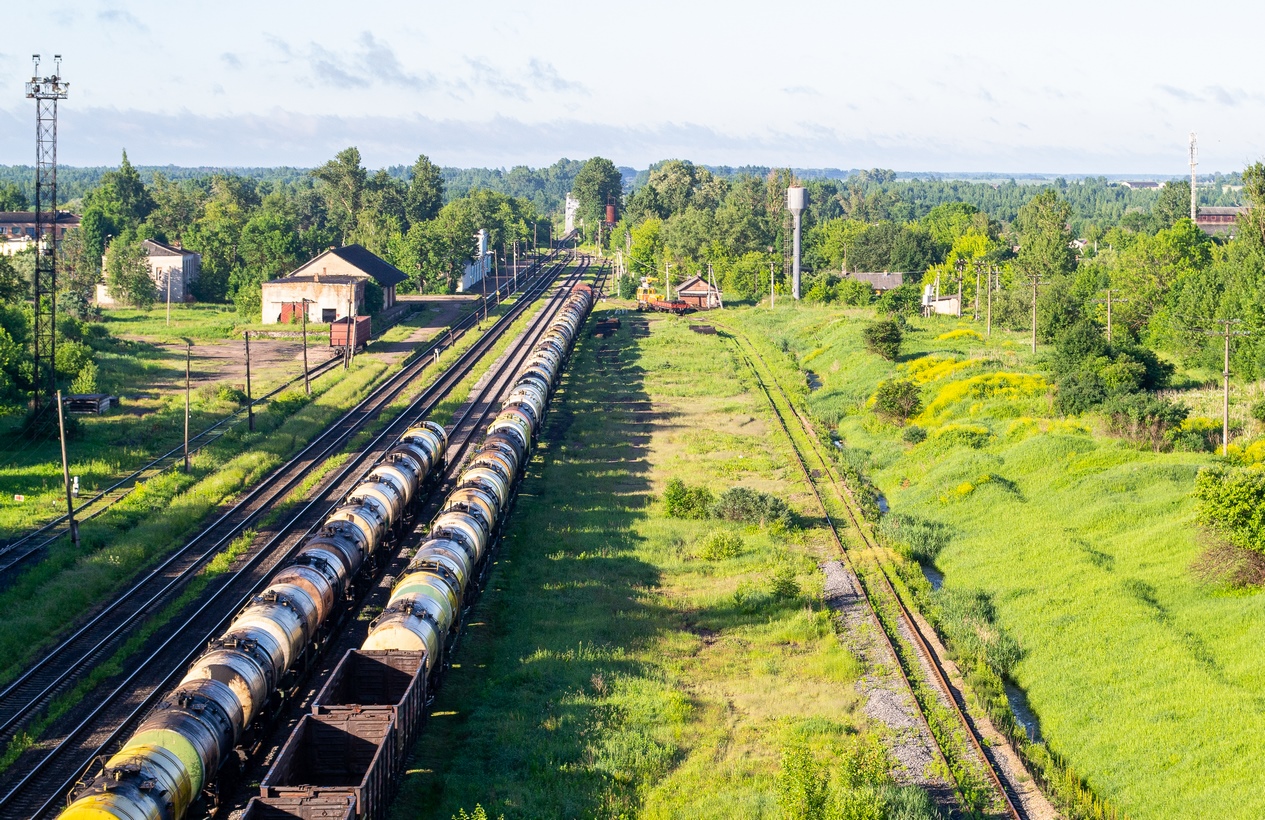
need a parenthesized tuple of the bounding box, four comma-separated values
(0, 211, 79, 255)
(674, 275, 723, 310)
(1195, 206, 1249, 237)
(1120, 181, 1165, 190)
(95, 238, 202, 307)
(260, 244, 406, 325)
(843, 272, 908, 292)
(564, 193, 580, 234)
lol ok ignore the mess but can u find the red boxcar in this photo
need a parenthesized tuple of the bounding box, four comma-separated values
(330, 316, 371, 351)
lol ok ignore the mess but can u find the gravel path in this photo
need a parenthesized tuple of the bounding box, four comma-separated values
(820, 560, 953, 799)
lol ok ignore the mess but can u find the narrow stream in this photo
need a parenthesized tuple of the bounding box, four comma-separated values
(1005, 681, 1043, 743)
(921, 563, 944, 590)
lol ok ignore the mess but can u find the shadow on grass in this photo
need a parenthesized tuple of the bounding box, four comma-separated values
(396, 313, 680, 819)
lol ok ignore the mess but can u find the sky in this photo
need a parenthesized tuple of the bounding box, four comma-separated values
(1, 0, 1263, 174)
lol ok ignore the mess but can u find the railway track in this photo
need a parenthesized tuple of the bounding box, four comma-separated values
(0, 355, 345, 582)
(0, 251, 579, 819)
(0, 250, 561, 585)
(48, 257, 594, 820)
(227, 257, 610, 817)
(720, 326, 1026, 820)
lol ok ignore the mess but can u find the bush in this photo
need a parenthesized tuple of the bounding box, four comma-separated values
(699, 531, 743, 561)
(877, 282, 923, 316)
(767, 564, 801, 599)
(862, 320, 902, 361)
(1055, 370, 1106, 415)
(711, 486, 792, 528)
(1169, 416, 1221, 452)
(1104, 393, 1188, 450)
(216, 384, 249, 405)
(1194, 466, 1265, 554)
(70, 362, 99, 394)
(663, 478, 714, 519)
(902, 425, 927, 444)
(878, 514, 949, 563)
(835, 278, 874, 306)
(1252, 399, 1265, 425)
(873, 379, 922, 423)
(777, 745, 828, 820)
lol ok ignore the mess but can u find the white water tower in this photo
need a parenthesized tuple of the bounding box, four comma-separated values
(787, 186, 806, 300)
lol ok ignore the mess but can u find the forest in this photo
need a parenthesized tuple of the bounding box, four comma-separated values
(0, 149, 1263, 416)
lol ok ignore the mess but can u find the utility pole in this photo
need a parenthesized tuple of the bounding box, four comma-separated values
(1094, 289, 1130, 343)
(1189, 319, 1253, 455)
(1023, 271, 1048, 354)
(184, 342, 191, 472)
(954, 259, 965, 319)
(56, 390, 79, 550)
(347, 287, 357, 368)
(973, 260, 983, 321)
(301, 298, 310, 395)
(27, 55, 69, 414)
(244, 330, 254, 432)
(1190, 132, 1199, 223)
(986, 266, 997, 338)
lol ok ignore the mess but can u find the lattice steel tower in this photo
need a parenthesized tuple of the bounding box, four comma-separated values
(25, 54, 68, 412)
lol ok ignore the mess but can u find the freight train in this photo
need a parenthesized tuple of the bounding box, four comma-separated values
(57, 282, 596, 820)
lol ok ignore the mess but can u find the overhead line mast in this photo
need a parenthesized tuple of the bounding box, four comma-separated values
(25, 54, 68, 414)
(1189, 132, 1198, 223)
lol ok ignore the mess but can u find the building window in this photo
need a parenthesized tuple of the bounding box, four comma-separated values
(322, 308, 337, 323)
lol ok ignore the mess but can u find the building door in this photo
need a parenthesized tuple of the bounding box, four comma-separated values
(322, 308, 337, 323)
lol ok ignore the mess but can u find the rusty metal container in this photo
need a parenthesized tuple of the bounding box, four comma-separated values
(313, 649, 427, 756)
(260, 712, 396, 820)
(329, 316, 371, 350)
(241, 795, 356, 820)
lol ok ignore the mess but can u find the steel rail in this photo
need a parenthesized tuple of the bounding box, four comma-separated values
(723, 327, 1024, 820)
(0, 250, 568, 768)
(2, 258, 582, 819)
(0, 355, 344, 574)
(0, 246, 561, 580)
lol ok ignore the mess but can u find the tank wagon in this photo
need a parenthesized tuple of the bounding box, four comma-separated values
(57, 283, 596, 820)
(238, 283, 596, 820)
(56, 421, 449, 820)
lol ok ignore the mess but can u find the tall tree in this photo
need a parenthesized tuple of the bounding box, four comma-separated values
(1013, 190, 1074, 283)
(104, 232, 156, 308)
(0, 182, 27, 211)
(571, 157, 622, 234)
(312, 147, 367, 243)
(57, 228, 99, 319)
(406, 154, 445, 224)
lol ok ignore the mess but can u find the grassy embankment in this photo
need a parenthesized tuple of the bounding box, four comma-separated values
(391, 310, 943, 819)
(724, 304, 1265, 820)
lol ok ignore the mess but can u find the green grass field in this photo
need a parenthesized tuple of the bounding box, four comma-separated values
(724, 304, 1265, 819)
(391, 310, 942, 819)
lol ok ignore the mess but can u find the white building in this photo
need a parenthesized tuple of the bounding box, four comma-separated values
(564, 193, 580, 234)
(95, 238, 202, 307)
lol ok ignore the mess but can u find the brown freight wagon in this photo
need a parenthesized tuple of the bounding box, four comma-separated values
(330, 316, 371, 352)
(313, 650, 427, 758)
(260, 711, 396, 820)
(241, 795, 356, 820)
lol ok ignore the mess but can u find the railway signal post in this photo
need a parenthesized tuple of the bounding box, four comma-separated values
(184, 343, 191, 472)
(245, 330, 254, 432)
(56, 390, 79, 550)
